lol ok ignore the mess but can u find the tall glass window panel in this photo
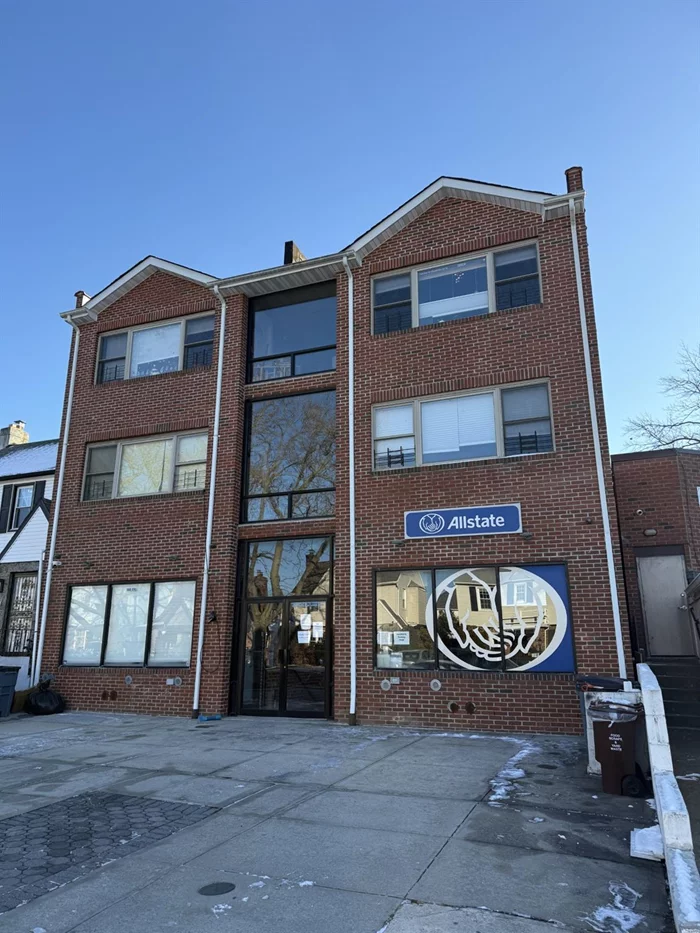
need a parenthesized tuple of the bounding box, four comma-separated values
(245, 391, 335, 522)
(435, 568, 503, 671)
(117, 439, 175, 497)
(104, 583, 150, 664)
(246, 538, 332, 598)
(11, 485, 34, 528)
(376, 570, 434, 669)
(63, 585, 108, 664)
(421, 393, 496, 463)
(130, 324, 181, 378)
(373, 274, 412, 334)
(495, 245, 540, 310)
(499, 567, 558, 670)
(84, 446, 117, 501)
(148, 581, 195, 665)
(374, 404, 415, 469)
(418, 258, 488, 325)
(97, 332, 127, 383)
(502, 384, 553, 456)
(184, 316, 215, 370)
(250, 285, 336, 382)
(175, 434, 207, 491)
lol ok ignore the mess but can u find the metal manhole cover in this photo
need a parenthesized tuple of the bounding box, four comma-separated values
(198, 882, 236, 896)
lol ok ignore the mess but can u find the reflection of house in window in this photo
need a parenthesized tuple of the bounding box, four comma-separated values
(499, 576, 554, 661)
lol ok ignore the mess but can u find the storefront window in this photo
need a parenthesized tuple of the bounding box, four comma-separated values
(375, 564, 573, 673)
(375, 571, 434, 669)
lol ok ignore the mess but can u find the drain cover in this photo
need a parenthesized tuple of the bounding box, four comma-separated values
(198, 882, 236, 896)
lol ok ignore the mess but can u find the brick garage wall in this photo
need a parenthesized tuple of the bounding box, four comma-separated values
(613, 449, 700, 655)
(331, 193, 630, 735)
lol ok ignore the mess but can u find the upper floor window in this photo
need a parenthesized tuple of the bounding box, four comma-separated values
(0, 480, 46, 533)
(373, 382, 553, 470)
(83, 431, 207, 501)
(249, 282, 336, 383)
(372, 243, 540, 335)
(96, 314, 215, 384)
(243, 390, 335, 522)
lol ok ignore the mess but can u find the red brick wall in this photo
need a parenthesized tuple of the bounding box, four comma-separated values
(43, 182, 627, 735)
(329, 195, 629, 735)
(613, 450, 700, 654)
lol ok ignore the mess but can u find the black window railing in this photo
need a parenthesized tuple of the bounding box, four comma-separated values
(174, 467, 206, 490)
(184, 343, 213, 370)
(243, 489, 335, 523)
(504, 432, 553, 457)
(374, 304, 412, 335)
(84, 474, 115, 501)
(97, 359, 126, 384)
(250, 346, 336, 384)
(374, 446, 417, 470)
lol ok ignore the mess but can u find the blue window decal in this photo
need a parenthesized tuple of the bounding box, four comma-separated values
(423, 563, 574, 673)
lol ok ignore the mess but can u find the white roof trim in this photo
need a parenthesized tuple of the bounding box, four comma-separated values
(348, 176, 571, 260)
(62, 257, 216, 324)
(215, 253, 350, 297)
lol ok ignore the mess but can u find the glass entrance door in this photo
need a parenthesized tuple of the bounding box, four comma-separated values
(240, 598, 330, 717)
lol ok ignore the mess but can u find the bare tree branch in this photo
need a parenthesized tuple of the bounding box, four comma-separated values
(625, 342, 700, 450)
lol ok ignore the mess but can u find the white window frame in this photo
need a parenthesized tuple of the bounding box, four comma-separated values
(10, 483, 35, 530)
(83, 431, 208, 501)
(371, 380, 554, 471)
(95, 311, 215, 384)
(371, 239, 541, 335)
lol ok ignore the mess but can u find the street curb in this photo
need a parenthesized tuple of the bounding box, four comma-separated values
(637, 663, 700, 932)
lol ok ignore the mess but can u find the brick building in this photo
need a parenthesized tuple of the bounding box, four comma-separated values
(38, 167, 630, 734)
(613, 449, 700, 659)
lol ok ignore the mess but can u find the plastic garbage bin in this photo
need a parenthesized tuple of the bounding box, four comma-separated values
(588, 697, 644, 796)
(0, 666, 20, 718)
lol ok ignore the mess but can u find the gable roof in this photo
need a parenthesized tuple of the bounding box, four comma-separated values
(0, 440, 58, 480)
(346, 175, 572, 260)
(62, 256, 217, 325)
(0, 498, 49, 562)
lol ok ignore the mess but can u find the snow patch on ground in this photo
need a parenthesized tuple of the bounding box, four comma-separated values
(488, 741, 539, 806)
(580, 881, 645, 932)
(677, 773, 700, 782)
(211, 903, 232, 915)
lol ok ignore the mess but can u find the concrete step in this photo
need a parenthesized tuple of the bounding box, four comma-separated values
(665, 712, 700, 729)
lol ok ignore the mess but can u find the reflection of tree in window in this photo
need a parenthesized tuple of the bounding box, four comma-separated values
(64, 586, 108, 663)
(246, 392, 335, 521)
(118, 440, 174, 497)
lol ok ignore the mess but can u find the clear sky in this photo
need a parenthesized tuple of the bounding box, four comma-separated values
(1, 0, 698, 451)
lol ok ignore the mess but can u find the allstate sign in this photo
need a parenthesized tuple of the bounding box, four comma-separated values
(404, 503, 522, 539)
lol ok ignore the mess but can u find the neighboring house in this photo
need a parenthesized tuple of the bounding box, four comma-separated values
(39, 166, 630, 734)
(0, 423, 58, 689)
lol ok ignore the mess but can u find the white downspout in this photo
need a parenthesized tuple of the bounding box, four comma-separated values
(34, 326, 80, 686)
(568, 197, 628, 681)
(191, 284, 227, 717)
(342, 256, 357, 724)
(29, 548, 45, 683)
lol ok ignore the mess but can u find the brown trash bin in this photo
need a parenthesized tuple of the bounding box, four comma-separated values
(592, 718, 639, 795)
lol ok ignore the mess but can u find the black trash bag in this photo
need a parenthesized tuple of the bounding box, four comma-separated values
(24, 682, 65, 716)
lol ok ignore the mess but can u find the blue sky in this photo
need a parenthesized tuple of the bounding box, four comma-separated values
(1, 0, 698, 451)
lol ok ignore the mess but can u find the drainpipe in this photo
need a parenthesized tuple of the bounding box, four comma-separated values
(34, 325, 81, 686)
(568, 197, 628, 681)
(29, 549, 45, 682)
(342, 256, 357, 725)
(191, 284, 227, 717)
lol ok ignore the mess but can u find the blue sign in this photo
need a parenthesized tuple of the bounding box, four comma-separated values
(404, 503, 522, 539)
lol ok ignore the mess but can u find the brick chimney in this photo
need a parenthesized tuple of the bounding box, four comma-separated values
(565, 166, 584, 193)
(0, 420, 29, 450)
(74, 290, 91, 308)
(284, 241, 307, 265)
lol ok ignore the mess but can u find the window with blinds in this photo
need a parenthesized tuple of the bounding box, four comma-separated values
(373, 382, 553, 470)
(372, 242, 541, 335)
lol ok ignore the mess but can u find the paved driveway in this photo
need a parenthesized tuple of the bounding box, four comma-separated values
(0, 712, 672, 932)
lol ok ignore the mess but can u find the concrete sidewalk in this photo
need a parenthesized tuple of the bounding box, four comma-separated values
(0, 712, 672, 932)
